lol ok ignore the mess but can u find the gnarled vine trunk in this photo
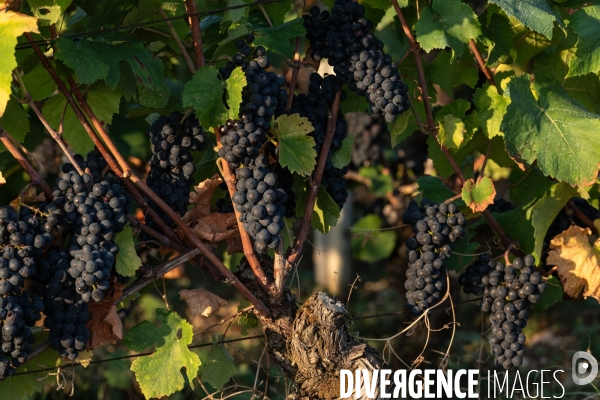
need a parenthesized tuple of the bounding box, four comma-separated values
(237, 262, 383, 400)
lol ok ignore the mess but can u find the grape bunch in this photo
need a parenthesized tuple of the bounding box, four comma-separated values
(0, 293, 40, 379)
(289, 74, 349, 208)
(263, 142, 296, 218)
(217, 34, 290, 252)
(303, 0, 410, 122)
(458, 254, 546, 369)
(37, 248, 91, 361)
(345, 112, 388, 168)
(402, 200, 467, 315)
(487, 198, 515, 214)
(146, 112, 208, 227)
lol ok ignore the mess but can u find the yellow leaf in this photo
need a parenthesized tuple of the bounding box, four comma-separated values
(76, 350, 94, 368)
(0, 11, 39, 116)
(547, 226, 600, 303)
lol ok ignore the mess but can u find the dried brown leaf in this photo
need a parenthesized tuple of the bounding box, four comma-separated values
(10, 186, 45, 209)
(547, 226, 600, 302)
(180, 288, 227, 317)
(184, 174, 223, 222)
(192, 212, 238, 242)
(86, 282, 124, 348)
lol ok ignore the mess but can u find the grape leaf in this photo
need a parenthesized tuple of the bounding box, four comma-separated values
(434, 99, 476, 150)
(415, 0, 481, 57)
(126, 309, 201, 399)
(438, 114, 466, 150)
(461, 177, 496, 213)
(534, 275, 563, 311)
(0, 11, 39, 116)
(547, 226, 600, 302)
(29, 0, 71, 26)
(254, 19, 305, 58)
(222, 0, 250, 25)
(272, 114, 317, 176)
(43, 85, 121, 155)
(0, 99, 30, 147)
(566, 5, 600, 77)
(202, 335, 237, 390)
(183, 66, 229, 128)
(359, 166, 393, 197)
(54, 38, 110, 85)
(481, 12, 514, 66)
(473, 84, 509, 138)
(501, 75, 600, 187)
(114, 226, 142, 277)
(22, 62, 58, 101)
(225, 67, 246, 120)
(389, 110, 410, 147)
(341, 88, 368, 113)
(294, 177, 340, 234)
(428, 51, 478, 97)
(331, 135, 354, 169)
(509, 17, 553, 64)
(351, 214, 396, 263)
(488, 0, 561, 39)
(237, 301, 258, 335)
(417, 175, 465, 206)
(0, 330, 61, 400)
(493, 206, 535, 255)
(531, 182, 579, 262)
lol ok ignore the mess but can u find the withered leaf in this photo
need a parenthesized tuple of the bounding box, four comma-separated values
(86, 282, 124, 348)
(184, 174, 224, 222)
(180, 288, 227, 317)
(547, 226, 600, 303)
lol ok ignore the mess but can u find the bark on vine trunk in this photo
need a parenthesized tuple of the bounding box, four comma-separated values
(236, 260, 384, 400)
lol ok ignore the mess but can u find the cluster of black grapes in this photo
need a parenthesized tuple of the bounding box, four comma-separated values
(345, 112, 388, 168)
(289, 74, 349, 208)
(487, 198, 515, 214)
(0, 206, 49, 378)
(146, 112, 208, 227)
(217, 34, 289, 252)
(402, 200, 466, 315)
(458, 254, 546, 369)
(303, 0, 409, 122)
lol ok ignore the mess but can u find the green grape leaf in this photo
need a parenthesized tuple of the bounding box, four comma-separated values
(0, 12, 38, 116)
(183, 66, 229, 128)
(114, 226, 142, 277)
(258, 1, 291, 26)
(359, 166, 393, 197)
(202, 335, 237, 390)
(488, 0, 561, 39)
(567, 5, 600, 77)
(222, 0, 250, 25)
(254, 19, 305, 58)
(534, 275, 563, 311)
(127, 309, 201, 399)
(351, 214, 396, 263)
(138, 82, 170, 108)
(438, 114, 466, 150)
(473, 84, 509, 138)
(501, 75, 600, 187)
(224, 67, 246, 120)
(0, 99, 30, 148)
(389, 110, 410, 147)
(446, 229, 478, 272)
(43, 85, 121, 155)
(531, 182, 578, 262)
(331, 135, 354, 169)
(415, 0, 481, 57)
(481, 12, 514, 66)
(493, 206, 535, 255)
(534, 46, 600, 114)
(272, 114, 317, 176)
(294, 177, 340, 234)
(461, 177, 496, 213)
(417, 175, 465, 206)
(0, 330, 61, 400)
(29, 0, 71, 26)
(509, 17, 553, 64)
(68, 6, 88, 26)
(358, 0, 394, 10)
(22, 62, 58, 101)
(54, 38, 110, 85)
(341, 88, 368, 113)
(428, 51, 478, 97)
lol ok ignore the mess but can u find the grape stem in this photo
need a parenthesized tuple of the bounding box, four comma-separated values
(287, 90, 343, 266)
(286, 36, 303, 112)
(469, 39, 496, 88)
(25, 33, 271, 317)
(391, 3, 515, 252)
(0, 129, 54, 200)
(185, 0, 204, 68)
(157, 6, 196, 74)
(214, 128, 273, 292)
